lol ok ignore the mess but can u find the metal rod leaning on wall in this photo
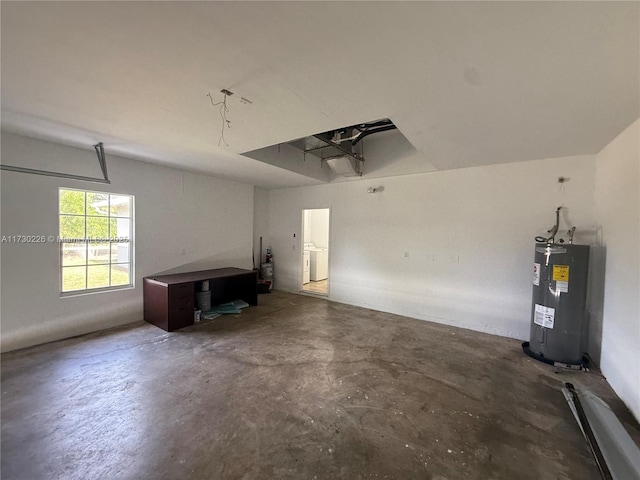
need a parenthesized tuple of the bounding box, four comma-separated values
(564, 383, 613, 480)
(0, 142, 111, 184)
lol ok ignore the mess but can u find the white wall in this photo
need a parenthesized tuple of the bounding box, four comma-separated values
(268, 155, 597, 340)
(308, 209, 329, 249)
(594, 119, 640, 421)
(0, 132, 254, 352)
(253, 187, 270, 266)
(303, 210, 311, 243)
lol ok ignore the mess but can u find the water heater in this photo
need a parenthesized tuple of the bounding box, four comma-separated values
(524, 243, 590, 366)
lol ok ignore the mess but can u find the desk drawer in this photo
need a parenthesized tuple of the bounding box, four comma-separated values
(168, 304, 194, 331)
(169, 283, 194, 308)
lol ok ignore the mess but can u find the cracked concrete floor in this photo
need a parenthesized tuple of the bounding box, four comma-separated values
(2, 291, 639, 479)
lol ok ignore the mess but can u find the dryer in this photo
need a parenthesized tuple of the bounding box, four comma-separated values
(309, 248, 328, 281)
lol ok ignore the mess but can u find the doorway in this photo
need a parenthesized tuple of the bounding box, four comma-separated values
(301, 208, 330, 296)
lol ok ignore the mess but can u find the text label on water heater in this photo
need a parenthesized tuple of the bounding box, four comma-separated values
(534, 304, 555, 329)
(552, 265, 570, 282)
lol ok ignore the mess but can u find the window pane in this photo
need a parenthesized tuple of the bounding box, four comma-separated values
(62, 243, 86, 266)
(88, 243, 110, 264)
(60, 190, 85, 215)
(109, 218, 117, 238)
(111, 264, 130, 286)
(87, 265, 110, 289)
(110, 195, 131, 217)
(60, 215, 85, 239)
(111, 218, 130, 240)
(86, 217, 109, 239)
(62, 266, 86, 292)
(86, 192, 109, 216)
(111, 242, 131, 264)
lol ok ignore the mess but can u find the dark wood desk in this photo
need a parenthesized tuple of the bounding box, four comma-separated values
(143, 267, 257, 331)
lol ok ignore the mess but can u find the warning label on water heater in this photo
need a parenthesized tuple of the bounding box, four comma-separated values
(534, 304, 555, 329)
(553, 265, 569, 282)
(533, 263, 540, 286)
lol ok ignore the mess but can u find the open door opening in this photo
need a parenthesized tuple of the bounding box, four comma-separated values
(301, 208, 330, 296)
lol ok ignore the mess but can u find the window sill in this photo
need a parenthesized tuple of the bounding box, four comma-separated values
(60, 284, 135, 298)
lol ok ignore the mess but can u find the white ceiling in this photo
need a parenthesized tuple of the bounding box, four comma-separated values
(1, 2, 638, 188)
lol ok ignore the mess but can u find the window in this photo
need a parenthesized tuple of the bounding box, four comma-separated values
(59, 188, 134, 294)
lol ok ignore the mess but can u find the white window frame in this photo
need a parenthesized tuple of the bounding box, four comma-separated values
(59, 187, 135, 296)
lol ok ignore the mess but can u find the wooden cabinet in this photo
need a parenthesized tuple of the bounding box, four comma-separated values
(143, 268, 257, 332)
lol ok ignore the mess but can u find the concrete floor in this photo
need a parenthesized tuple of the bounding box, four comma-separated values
(2, 291, 639, 480)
